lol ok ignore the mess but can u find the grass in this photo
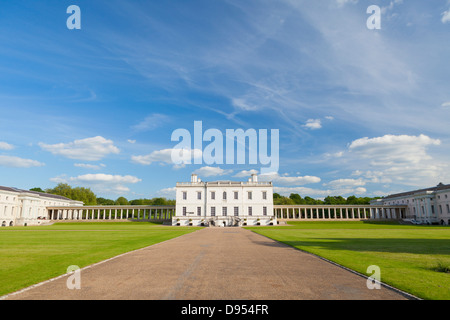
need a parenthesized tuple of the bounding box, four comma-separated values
(0, 222, 200, 297)
(245, 221, 450, 300)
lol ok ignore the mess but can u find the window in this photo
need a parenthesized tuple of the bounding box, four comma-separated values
(248, 206, 252, 216)
(263, 206, 267, 216)
(234, 207, 239, 216)
(248, 191, 252, 200)
(211, 191, 215, 200)
(182, 192, 187, 200)
(182, 207, 187, 216)
(197, 192, 202, 200)
(447, 204, 450, 213)
(262, 191, 267, 200)
(431, 205, 435, 214)
(197, 207, 201, 216)
(222, 207, 227, 216)
(211, 207, 216, 216)
(439, 205, 442, 214)
(223, 192, 227, 200)
(234, 192, 238, 200)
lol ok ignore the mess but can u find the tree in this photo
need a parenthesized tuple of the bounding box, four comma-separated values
(289, 193, 304, 204)
(30, 187, 45, 193)
(96, 197, 115, 205)
(46, 183, 97, 205)
(115, 197, 129, 206)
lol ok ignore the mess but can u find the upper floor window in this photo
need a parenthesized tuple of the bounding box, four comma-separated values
(211, 191, 215, 200)
(234, 192, 238, 200)
(197, 192, 202, 200)
(248, 192, 252, 200)
(223, 192, 227, 200)
(182, 192, 187, 200)
(262, 191, 267, 200)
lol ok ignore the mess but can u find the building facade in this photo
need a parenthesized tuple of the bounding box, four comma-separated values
(0, 186, 83, 227)
(174, 174, 275, 227)
(370, 183, 450, 225)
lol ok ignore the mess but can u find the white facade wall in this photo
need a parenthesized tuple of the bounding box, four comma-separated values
(174, 174, 275, 226)
(0, 187, 83, 227)
(375, 184, 450, 225)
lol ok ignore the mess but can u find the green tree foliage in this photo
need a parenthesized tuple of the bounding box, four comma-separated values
(115, 197, 129, 205)
(276, 193, 377, 206)
(30, 187, 45, 193)
(45, 183, 97, 205)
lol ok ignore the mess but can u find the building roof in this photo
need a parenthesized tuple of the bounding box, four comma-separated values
(0, 186, 74, 201)
(385, 183, 450, 199)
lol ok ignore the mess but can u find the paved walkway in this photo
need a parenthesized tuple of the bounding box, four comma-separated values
(5, 228, 409, 300)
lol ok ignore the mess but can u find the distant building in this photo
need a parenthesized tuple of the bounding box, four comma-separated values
(370, 183, 450, 225)
(174, 174, 275, 227)
(0, 186, 83, 227)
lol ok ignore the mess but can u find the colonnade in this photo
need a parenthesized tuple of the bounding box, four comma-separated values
(274, 205, 407, 220)
(47, 205, 176, 221)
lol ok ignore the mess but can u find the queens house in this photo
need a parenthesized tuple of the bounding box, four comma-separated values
(173, 174, 275, 227)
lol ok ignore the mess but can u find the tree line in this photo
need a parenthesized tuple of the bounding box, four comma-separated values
(31, 183, 380, 206)
(30, 183, 175, 206)
(274, 193, 380, 205)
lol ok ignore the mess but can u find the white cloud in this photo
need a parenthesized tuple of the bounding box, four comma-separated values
(156, 187, 176, 199)
(39, 136, 120, 161)
(193, 166, 233, 177)
(323, 178, 366, 188)
(127, 139, 136, 144)
(233, 169, 259, 178)
(0, 155, 44, 168)
(131, 148, 202, 166)
(302, 119, 322, 130)
(349, 134, 441, 165)
(441, 101, 450, 109)
(260, 172, 321, 186)
(0, 142, 14, 150)
(442, 10, 450, 24)
(346, 134, 447, 187)
(74, 163, 106, 170)
(51, 173, 141, 194)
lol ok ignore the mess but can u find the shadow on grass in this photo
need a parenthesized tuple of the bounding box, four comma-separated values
(273, 238, 450, 255)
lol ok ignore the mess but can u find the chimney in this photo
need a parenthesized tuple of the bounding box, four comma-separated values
(191, 174, 198, 183)
(251, 174, 258, 183)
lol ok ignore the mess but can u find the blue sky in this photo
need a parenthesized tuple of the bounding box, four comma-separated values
(1, 0, 450, 200)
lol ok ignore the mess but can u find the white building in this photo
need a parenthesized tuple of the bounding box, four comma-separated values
(370, 183, 450, 225)
(0, 186, 83, 227)
(174, 174, 275, 227)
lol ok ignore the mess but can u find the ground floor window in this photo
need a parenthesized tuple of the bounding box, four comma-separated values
(211, 207, 216, 216)
(183, 207, 186, 216)
(248, 207, 252, 216)
(222, 207, 227, 216)
(197, 207, 201, 216)
(263, 207, 267, 216)
(234, 207, 239, 216)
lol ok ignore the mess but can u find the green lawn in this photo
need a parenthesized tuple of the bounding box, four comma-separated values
(245, 221, 450, 300)
(0, 222, 200, 297)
